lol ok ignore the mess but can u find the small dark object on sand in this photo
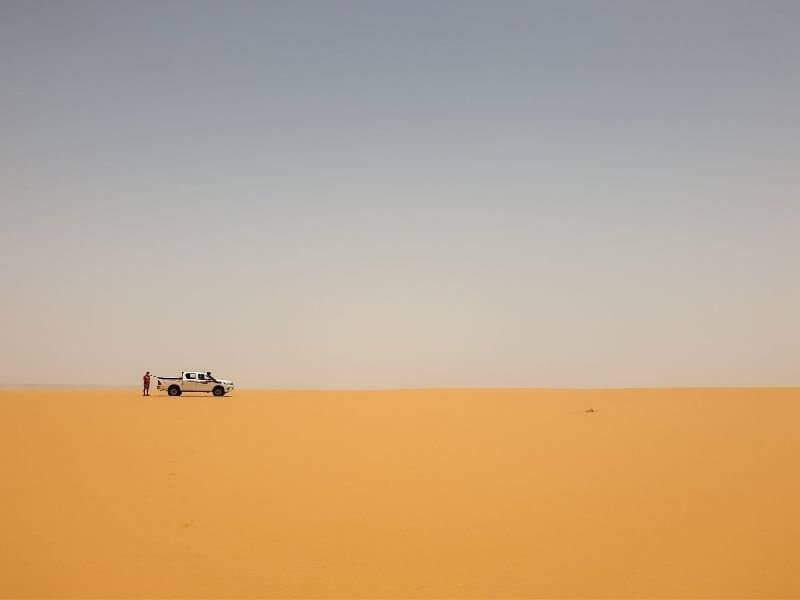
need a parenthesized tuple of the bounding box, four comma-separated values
(585, 408, 595, 413)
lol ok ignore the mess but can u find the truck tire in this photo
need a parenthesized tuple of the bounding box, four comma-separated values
(213, 385, 225, 397)
(168, 385, 181, 396)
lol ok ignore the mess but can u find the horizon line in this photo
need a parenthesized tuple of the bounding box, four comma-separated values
(1, 384, 798, 391)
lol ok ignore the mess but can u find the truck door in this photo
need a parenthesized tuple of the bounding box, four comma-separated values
(183, 372, 200, 392)
(196, 372, 213, 393)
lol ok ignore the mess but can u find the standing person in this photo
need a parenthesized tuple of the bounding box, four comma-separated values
(143, 371, 151, 396)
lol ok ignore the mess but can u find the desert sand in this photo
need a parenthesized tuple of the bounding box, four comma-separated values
(1, 387, 798, 598)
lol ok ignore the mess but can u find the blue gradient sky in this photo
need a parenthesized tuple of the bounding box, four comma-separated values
(1, 1, 798, 387)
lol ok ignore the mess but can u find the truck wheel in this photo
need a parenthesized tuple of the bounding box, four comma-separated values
(213, 386, 225, 397)
(168, 385, 181, 397)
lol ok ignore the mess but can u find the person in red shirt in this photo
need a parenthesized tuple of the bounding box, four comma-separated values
(143, 371, 151, 396)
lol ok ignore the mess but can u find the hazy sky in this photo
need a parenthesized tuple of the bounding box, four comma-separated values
(1, 1, 798, 387)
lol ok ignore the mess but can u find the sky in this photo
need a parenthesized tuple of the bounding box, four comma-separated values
(1, 0, 798, 387)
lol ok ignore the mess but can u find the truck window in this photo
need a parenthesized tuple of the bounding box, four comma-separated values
(198, 373, 206, 380)
(186, 373, 196, 380)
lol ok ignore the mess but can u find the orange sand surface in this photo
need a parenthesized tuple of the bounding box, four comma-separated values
(1, 387, 799, 598)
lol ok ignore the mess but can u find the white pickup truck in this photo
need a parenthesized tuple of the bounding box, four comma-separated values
(156, 371, 234, 396)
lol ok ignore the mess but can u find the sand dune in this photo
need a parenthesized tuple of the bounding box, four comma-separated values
(1, 387, 798, 598)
